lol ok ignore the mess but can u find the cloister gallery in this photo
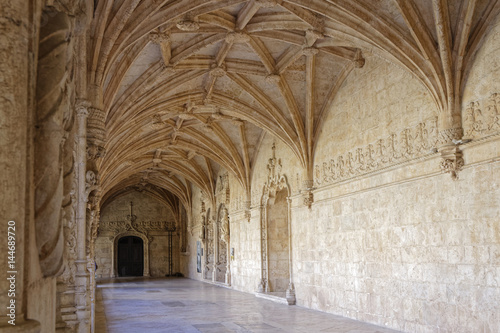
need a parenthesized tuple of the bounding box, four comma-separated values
(1, 0, 500, 332)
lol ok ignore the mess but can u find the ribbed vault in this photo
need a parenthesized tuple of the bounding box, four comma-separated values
(89, 0, 500, 208)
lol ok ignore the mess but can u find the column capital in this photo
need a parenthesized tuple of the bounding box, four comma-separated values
(76, 99, 91, 117)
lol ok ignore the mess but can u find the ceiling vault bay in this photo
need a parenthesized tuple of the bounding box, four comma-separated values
(89, 0, 500, 211)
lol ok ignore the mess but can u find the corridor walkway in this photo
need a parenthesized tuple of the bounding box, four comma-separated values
(96, 278, 401, 333)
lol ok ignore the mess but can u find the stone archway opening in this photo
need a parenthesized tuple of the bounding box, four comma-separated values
(117, 236, 144, 277)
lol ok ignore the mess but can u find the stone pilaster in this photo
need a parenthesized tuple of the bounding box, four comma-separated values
(75, 103, 90, 333)
(0, 0, 39, 331)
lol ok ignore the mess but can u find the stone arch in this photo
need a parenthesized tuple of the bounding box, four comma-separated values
(258, 144, 295, 304)
(112, 231, 150, 277)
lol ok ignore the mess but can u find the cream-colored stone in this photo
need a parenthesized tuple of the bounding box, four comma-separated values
(3, 1, 500, 332)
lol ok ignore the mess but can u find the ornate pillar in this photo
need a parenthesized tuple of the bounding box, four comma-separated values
(75, 102, 90, 333)
(34, 7, 73, 278)
(212, 213, 217, 282)
(86, 195, 100, 333)
(220, 208, 231, 285)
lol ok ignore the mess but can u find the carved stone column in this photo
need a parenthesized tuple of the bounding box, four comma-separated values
(34, 7, 73, 278)
(258, 204, 269, 293)
(285, 197, 296, 305)
(84, 97, 105, 333)
(75, 102, 90, 333)
(0, 0, 40, 330)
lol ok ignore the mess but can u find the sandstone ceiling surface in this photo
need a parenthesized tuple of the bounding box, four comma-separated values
(90, 0, 499, 208)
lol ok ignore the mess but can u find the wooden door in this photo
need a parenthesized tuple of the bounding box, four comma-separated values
(117, 236, 144, 277)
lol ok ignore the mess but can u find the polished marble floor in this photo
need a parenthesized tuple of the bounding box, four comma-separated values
(96, 278, 401, 333)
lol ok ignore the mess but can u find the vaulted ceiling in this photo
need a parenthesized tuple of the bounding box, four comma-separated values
(91, 0, 500, 209)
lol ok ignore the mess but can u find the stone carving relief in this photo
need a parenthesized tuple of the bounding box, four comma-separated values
(216, 205, 230, 284)
(203, 214, 214, 280)
(314, 117, 439, 186)
(216, 172, 230, 205)
(464, 92, 500, 139)
(99, 219, 172, 235)
(34, 8, 74, 277)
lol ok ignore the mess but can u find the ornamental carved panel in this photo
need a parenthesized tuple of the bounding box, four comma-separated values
(314, 117, 439, 186)
(464, 92, 500, 139)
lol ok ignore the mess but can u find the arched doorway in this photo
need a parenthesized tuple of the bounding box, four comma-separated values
(258, 144, 295, 304)
(117, 236, 144, 277)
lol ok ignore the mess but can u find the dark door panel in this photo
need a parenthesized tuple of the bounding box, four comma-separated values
(117, 236, 144, 277)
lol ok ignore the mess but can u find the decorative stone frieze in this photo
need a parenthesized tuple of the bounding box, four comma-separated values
(464, 92, 500, 139)
(99, 219, 172, 234)
(314, 117, 440, 186)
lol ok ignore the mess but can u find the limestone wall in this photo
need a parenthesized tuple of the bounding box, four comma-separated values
(95, 191, 180, 278)
(291, 153, 500, 332)
(180, 19, 500, 333)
